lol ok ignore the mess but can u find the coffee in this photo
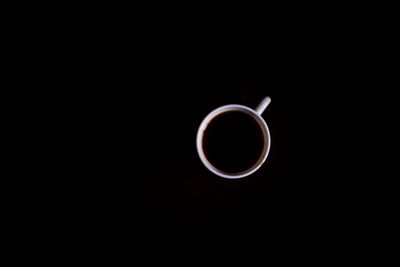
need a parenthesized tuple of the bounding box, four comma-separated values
(202, 111, 264, 173)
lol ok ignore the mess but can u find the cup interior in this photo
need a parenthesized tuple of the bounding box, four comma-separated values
(196, 105, 270, 179)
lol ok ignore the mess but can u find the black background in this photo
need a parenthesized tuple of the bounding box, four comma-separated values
(6, 5, 395, 259)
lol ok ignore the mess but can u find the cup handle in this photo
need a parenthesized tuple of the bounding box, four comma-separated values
(255, 96, 271, 115)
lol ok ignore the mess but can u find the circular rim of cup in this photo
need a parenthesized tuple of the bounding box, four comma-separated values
(196, 104, 271, 179)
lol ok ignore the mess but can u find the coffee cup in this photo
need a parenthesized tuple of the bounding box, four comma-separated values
(196, 96, 271, 179)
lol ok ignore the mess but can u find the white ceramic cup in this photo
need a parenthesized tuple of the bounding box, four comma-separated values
(196, 96, 271, 179)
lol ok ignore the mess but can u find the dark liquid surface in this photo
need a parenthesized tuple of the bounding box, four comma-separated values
(203, 111, 264, 173)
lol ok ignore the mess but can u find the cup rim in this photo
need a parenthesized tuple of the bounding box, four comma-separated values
(196, 104, 271, 179)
